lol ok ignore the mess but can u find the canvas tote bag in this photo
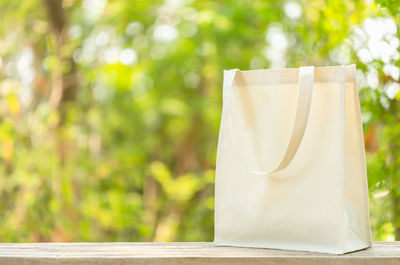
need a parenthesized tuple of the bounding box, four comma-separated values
(214, 65, 372, 254)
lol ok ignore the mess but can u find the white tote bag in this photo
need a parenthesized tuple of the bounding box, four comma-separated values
(214, 65, 372, 254)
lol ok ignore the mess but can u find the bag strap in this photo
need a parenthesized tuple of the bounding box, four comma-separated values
(227, 66, 315, 176)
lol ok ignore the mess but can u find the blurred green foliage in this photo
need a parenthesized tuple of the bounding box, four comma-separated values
(0, 0, 399, 242)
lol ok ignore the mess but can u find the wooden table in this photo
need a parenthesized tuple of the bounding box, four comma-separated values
(0, 242, 398, 264)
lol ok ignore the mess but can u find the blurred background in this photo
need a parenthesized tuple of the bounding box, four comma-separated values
(0, 0, 399, 242)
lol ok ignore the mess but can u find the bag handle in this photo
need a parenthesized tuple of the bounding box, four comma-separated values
(227, 66, 315, 176)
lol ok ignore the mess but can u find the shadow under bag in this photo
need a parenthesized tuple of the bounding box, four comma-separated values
(214, 65, 372, 254)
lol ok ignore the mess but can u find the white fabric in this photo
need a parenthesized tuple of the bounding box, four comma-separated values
(214, 65, 372, 254)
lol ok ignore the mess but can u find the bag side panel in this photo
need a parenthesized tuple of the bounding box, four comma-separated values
(343, 66, 372, 252)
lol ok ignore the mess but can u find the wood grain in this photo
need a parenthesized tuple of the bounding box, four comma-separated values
(0, 242, 398, 265)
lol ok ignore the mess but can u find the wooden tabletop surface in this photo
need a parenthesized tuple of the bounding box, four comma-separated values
(0, 241, 398, 265)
